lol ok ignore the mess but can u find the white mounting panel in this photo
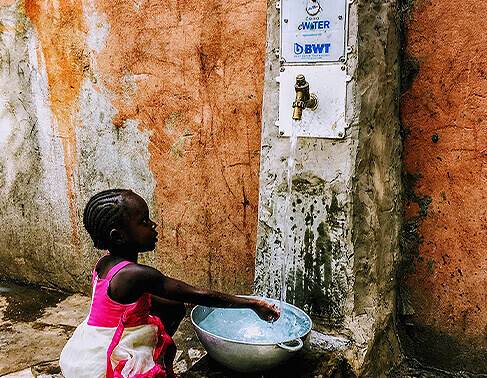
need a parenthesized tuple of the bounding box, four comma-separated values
(277, 65, 347, 139)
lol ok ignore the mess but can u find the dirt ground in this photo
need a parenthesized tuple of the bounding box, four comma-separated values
(0, 278, 351, 378)
(0, 279, 206, 377)
(1, 279, 478, 378)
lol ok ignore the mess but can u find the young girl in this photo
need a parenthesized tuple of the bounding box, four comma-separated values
(59, 189, 279, 378)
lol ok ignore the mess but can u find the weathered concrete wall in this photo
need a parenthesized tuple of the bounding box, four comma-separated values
(0, 0, 266, 294)
(0, 1, 158, 292)
(401, 0, 487, 373)
(255, 0, 402, 375)
(352, 0, 403, 374)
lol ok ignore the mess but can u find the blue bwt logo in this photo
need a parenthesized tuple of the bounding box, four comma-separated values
(294, 43, 331, 55)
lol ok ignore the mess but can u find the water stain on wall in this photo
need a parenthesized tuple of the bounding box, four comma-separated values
(271, 173, 349, 321)
(25, 0, 89, 243)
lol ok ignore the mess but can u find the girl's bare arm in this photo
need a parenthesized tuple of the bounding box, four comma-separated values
(111, 263, 280, 322)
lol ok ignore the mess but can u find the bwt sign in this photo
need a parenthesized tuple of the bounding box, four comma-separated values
(280, 0, 349, 63)
(294, 43, 331, 55)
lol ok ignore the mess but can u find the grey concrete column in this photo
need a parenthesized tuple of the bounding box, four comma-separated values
(255, 0, 403, 374)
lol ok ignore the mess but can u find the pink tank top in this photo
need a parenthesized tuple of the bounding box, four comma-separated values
(85, 258, 176, 378)
(87, 260, 151, 328)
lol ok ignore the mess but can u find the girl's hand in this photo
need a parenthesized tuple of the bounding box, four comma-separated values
(253, 300, 280, 322)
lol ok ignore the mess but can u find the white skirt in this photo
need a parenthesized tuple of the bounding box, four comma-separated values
(60, 317, 159, 378)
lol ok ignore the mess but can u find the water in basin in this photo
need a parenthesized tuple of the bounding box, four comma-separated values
(197, 305, 311, 344)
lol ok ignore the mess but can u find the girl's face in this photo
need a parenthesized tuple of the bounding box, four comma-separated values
(119, 192, 158, 252)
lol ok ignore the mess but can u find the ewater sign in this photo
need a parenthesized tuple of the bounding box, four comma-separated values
(280, 0, 348, 63)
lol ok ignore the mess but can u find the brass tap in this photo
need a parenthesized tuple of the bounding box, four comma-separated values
(292, 74, 318, 120)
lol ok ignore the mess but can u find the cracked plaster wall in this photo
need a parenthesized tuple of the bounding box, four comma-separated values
(0, 0, 266, 295)
(400, 0, 487, 373)
(0, 2, 157, 292)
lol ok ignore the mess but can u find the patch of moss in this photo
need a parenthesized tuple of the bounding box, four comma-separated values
(403, 172, 432, 220)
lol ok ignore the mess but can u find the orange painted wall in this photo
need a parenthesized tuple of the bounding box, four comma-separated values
(22, 0, 267, 293)
(401, 0, 487, 371)
(95, 0, 267, 292)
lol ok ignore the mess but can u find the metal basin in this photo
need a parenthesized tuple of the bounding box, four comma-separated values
(190, 296, 312, 373)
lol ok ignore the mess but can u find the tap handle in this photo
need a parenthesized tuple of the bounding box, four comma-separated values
(294, 74, 310, 102)
(295, 74, 308, 90)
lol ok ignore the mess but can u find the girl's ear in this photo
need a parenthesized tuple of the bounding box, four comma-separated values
(109, 229, 125, 245)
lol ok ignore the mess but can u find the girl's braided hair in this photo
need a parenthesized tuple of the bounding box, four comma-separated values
(83, 189, 132, 249)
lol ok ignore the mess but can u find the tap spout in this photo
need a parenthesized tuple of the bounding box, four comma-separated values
(292, 74, 318, 120)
